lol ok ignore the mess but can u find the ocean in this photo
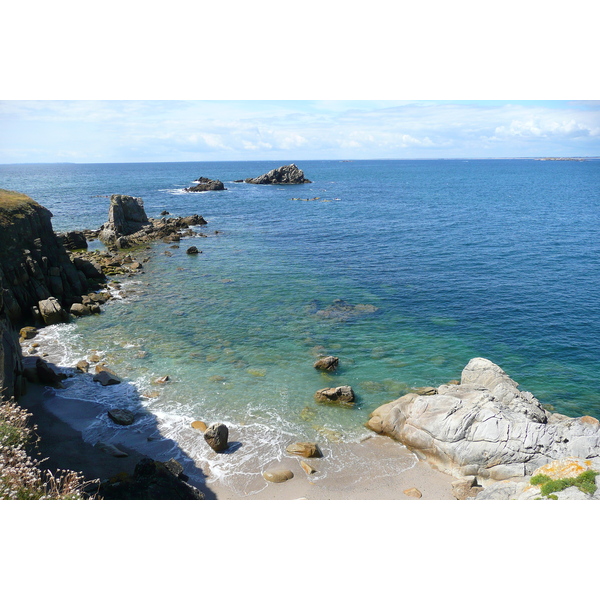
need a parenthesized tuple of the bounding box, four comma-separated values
(1, 159, 599, 494)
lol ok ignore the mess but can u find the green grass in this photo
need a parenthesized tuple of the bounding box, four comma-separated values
(530, 470, 598, 499)
(0, 189, 40, 226)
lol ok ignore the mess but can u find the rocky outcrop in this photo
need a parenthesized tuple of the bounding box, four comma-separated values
(98, 195, 150, 246)
(97, 194, 208, 250)
(367, 358, 600, 481)
(0, 190, 110, 399)
(245, 164, 311, 184)
(185, 177, 226, 192)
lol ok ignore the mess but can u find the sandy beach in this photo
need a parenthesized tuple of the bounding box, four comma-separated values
(20, 378, 457, 501)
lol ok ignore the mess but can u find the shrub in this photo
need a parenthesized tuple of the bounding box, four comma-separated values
(530, 469, 598, 499)
(0, 398, 98, 500)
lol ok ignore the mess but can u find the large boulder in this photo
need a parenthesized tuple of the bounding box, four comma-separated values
(367, 358, 600, 481)
(245, 164, 311, 185)
(56, 231, 88, 250)
(204, 422, 229, 452)
(38, 296, 66, 325)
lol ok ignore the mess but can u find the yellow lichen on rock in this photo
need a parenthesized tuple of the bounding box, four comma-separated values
(532, 457, 593, 480)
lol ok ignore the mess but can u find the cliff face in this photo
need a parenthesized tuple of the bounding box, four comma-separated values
(0, 189, 105, 401)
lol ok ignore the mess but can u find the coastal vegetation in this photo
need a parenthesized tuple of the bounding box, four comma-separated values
(530, 470, 598, 499)
(0, 396, 95, 499)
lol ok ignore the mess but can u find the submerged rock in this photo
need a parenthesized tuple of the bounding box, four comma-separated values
(309, 299, 379, 322)
(367, 357, 600, 481)
(245, 164, 311, 185)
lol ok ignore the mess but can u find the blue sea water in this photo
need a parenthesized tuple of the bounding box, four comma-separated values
(1, 159, 599, 492)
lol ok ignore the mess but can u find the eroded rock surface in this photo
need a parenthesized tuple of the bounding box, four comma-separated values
(367, 357, 600, 481)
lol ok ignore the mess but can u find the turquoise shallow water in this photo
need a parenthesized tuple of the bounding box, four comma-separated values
(2, 159, 599, 491)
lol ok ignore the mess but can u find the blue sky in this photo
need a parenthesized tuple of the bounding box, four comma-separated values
(1, 100, 598, 163)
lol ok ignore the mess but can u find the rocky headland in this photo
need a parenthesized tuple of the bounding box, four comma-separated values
(244, 164, 312, 184)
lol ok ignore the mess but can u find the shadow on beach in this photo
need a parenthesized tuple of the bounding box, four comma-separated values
(20, 359, 220, 500)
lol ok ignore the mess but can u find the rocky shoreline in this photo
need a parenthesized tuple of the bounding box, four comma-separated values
(2, 185, 600, 500)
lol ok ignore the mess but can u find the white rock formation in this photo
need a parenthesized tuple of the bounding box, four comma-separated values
(367, 358, 600, 480)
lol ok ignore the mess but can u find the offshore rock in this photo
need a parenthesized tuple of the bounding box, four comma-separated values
(245, 164, 311, 184)
(204, 422, 229, 452)
(367, 358, 600, 481)
(315, 385, 355, 406)
(185, 177, 226, 192)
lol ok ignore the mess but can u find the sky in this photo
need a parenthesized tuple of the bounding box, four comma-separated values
(1, 99, 599, 163)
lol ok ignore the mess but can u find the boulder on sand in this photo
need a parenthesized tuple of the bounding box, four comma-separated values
(204, 422, 229, 452)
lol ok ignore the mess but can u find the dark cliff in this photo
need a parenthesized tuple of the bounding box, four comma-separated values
(0, 189, 105, 400)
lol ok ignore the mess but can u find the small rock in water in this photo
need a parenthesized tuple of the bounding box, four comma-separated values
(154, 375, 170, 384)
(191, 420, 208, 432)
(263, 469, 294, 483)
(403, 487, 422, 499)
(204, 423, 229, 452)
(313, 356, 339, 372)
(107, 408, 135, 426)
(186, 246, 200, 255)
(314, 385, 355, 406)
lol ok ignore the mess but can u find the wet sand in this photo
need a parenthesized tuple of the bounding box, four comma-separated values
(20, 380, 456, 500)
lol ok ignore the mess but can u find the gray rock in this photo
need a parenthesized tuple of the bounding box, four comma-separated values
(367, 357, 600, 481)
(245, 164, 311, 185)
(204, 422, 229, 452)
(38, 297, 66, 325)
